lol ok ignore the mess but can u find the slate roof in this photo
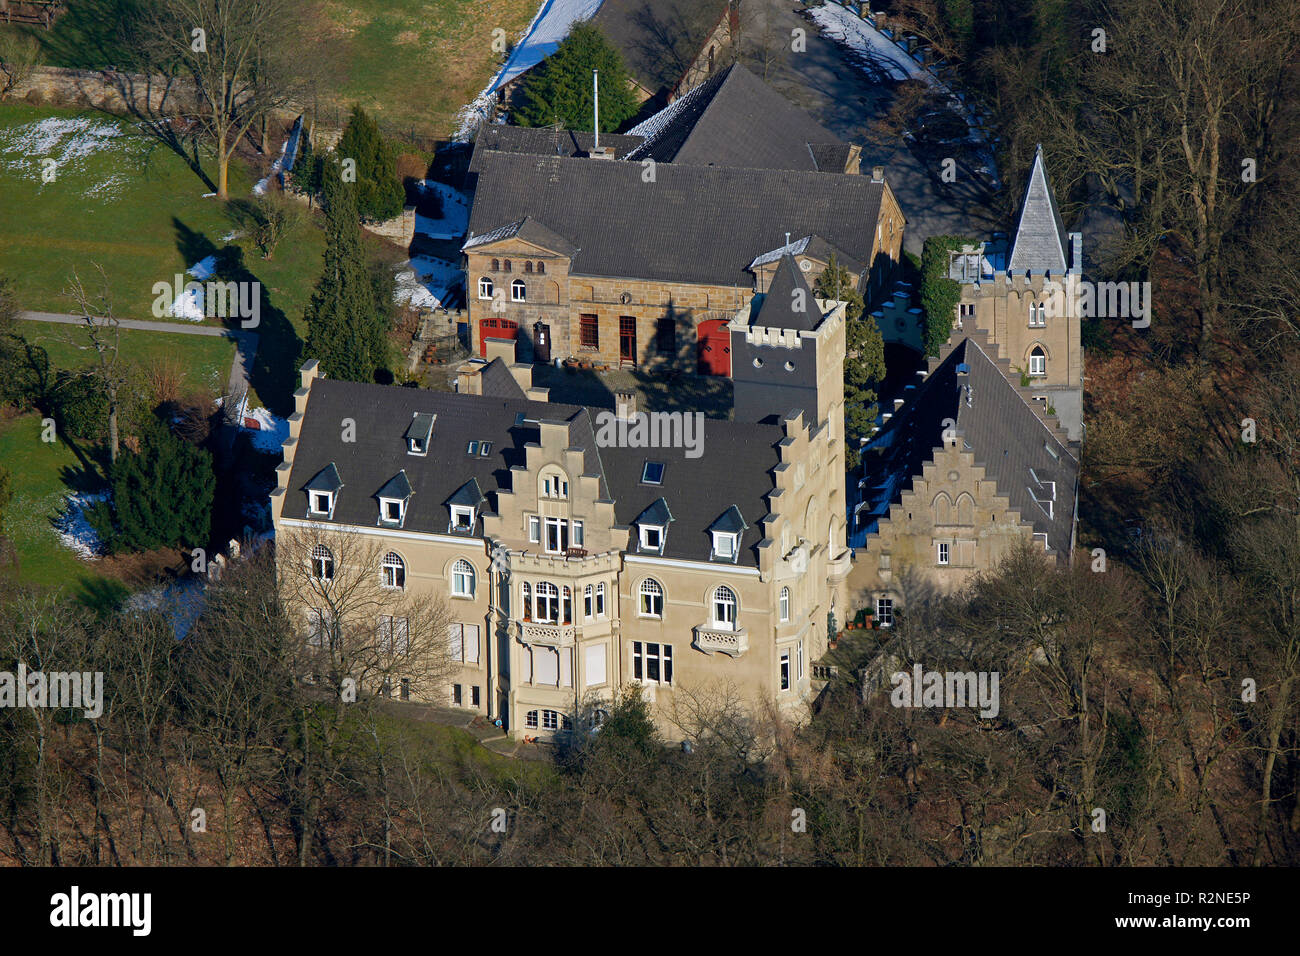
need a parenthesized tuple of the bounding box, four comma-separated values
(469, 125, 645, 170)
(1008, 145, 1070, 276)
(751, 254, 821, 333)
(591, 0, 732, 98)
(748, 234, 862, 275)
(305, 462, 343, 493)
(463, 216, 579, 257)
(477, 357, 528, 400)
(859, 335, 1078, 557)
(286, 379, 785, 568)
(708, 504, 748, 534)
(464, 150, 886, 286)
(626, 63, 850, 172)
(376, 470, 412, 500)
(635, 496, 674, 528)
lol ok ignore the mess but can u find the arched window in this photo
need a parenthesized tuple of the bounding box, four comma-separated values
(536, 261, 546, 274)
(535, 582, 560, 623)
(933, 492, 952, 525)
(712, 585, 737, 630)
(477, 276, 493, 300)
(540, 468, 569, 499)
(491, 258, 499, 271)
(639, 578, 663, 617)
(381, 551, 405, 589)
(451, 558, 475, 597)
(525, 709, 539, 729)
(511, 279, 526, 302)
(1029, 346, 1046, 377)
(956, 493, 975, 525)
(1029, 301, 1046, 327)
(311, 544, 334, 581)
(522, 582, 532, 621)
(596, 582, 606, 617)
(503, 259, 512, 272)
(779, 586, 790, 623)
(524, 261, 533, 273)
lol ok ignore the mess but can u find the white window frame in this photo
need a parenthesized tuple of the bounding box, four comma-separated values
(527, 514, 541, 543)
(543, 516, 568, 554)
(937, 541, 950, 565)
(632, 640, 672, 684)
(450, 505, 476, 533)
(779, 586, 790, 623)
(638, 578, 664, 618)
(534, 582, 561, 624)
(311, 544, 334, 581)
(310, 491, 333, 516)
(478, 277, 493, 300)
(511, 279, 527, 302)
(451, 558, 475, 598)
(876, 596, 894, 628)
(572, 519, 584, 547)
(712, 531, 738, 560)
(584, 584, 594, 620)
(711, 585, 738, 631)
(1028, 348, 1046, 377)
(525, 709, 539, 729)
(640, 524, 663, 551)
(1029, 302, 1046, 327)
(379, 497, 405, 525)
(780, 651, 790, 691)
(596, 582, 606, 618)
(380, 551, 406, 589)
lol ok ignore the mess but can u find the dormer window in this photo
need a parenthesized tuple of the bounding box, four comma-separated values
(405, 413, 434, 457)
(641, 525, 663, 551)
(310, 491, 332, 516)
(380, 498, 404, 524)
(303, 462, 343, 519)
(712, 531, 739, 560)
(450, 505, 475, 533)
(376, 470, 412, 528)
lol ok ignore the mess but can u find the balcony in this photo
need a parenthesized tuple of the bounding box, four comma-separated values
(827, 547, 852, 580)
(693, 625, 749, 658)
(518, 621, 575, 646)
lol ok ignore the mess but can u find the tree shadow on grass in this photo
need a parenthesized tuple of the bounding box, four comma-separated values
(73, 575, 129, 615)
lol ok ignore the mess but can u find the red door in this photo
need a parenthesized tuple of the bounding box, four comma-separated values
(697, 319, 731, 376)
(478, 317, 518, 357)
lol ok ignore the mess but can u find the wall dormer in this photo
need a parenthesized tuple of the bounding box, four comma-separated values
(304, 462, 343, 518)
(635, 497, 673, 554)
(447, 478, 485, 535)
(708, 504, 747, 562)
(376, 470, 413, 528)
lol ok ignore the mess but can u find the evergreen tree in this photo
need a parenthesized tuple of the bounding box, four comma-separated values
(100, 420, 215, 554)
(513, 23, 639, 132)
(304, 161, 391, 382)
(816, 256, 884, 470)
(335, 106, 405, 221)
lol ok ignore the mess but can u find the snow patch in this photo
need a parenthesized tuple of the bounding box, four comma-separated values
(55, 491, 110, 560)
(165, 256, 220, 320)
(454, 0, 604, 140)
(0, 116, 145, 200)
(252, 116, 303, 196)
(394, 256, 462, 311)
(414, 180, 470, 240)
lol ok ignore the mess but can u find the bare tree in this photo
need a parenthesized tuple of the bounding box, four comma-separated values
(62, 265, 127, 464)
(0, 30, 40, 101)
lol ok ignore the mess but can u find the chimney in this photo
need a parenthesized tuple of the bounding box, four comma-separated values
(587, 145, 616, 160)
(615, 389, 638, 421)
(871, 165, 884, 182)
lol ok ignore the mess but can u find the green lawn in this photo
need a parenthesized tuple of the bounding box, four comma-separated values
(0, 412, 124, 601)
(0, 101, 326, 413)
(3, 0, 543, 138)
(18, 321, 237, 396)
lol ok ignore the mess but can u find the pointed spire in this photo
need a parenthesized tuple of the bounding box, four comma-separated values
(753, 254, 820, 333)
(1008, 145, 1069, 276)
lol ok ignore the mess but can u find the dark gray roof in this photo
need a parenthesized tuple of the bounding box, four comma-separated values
(859, 335, 1078, 557)
(1008, 145, 1069, 275)
(304, 462, 343, 493)
(376, 470, 412, 500)
(478, 357, 527, 399)
(752, 254, 820, 332)
(404, 413, 435, 444)
(463, 215, 580, 257)
(749, 234, 863, 276)
(286, 379, 786, 567)
(465, 151, 886, 286)
(447, 477, 486, 508)
(469, 125, 644, 170)
(627, 63, 849, 173)
(591, 0, 732, 98)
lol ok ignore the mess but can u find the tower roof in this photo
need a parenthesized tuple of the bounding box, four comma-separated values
(1007, 145, 1069, 276)
(752, 253, 820, 333)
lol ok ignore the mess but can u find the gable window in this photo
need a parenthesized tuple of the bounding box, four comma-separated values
(779, 586, 790, 623)
(937, 541, 950, 565)
(1028, 346, 1047, 377)
(451, 558, 475, 597)
(544, 516, 569, 554)
(537, 261, 545, 274)
(639, 578, 664, 618)
(490, 258, 499, 271)
(712, 531, 739, 560)
(503, 259, 512, 272)
(524, 261, 533, 273)
(311, 545, 334, 581)
(580, 314, 599, 350)
(310, 491, 332, 516)
(633, 641, 672, 683)
(478, 277, 493, 300)
(656, 317, 675, 355)
(1029, 302, 1047, 327)
(640, 525, 663, 551)
(641, 461, 665, 485)
(450, 505, 475, 533)
(876, 597, 894, 628)
(511, 279, 527, 302)
(711, 585, 738, 631)
(541, 471, 569, 499)
(380, 551, 406, 589)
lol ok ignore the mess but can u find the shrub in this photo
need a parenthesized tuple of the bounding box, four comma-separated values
(920, 235, 975, 356)
(336, 106, 406, 222)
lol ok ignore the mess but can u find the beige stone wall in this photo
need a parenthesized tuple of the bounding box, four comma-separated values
(959, 273, 1082, 390)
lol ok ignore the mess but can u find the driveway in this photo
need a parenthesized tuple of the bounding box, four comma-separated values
(744, 0, 1001, 252)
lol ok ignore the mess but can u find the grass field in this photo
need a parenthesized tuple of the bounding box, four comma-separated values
(1, 0, 543, 138)
(18, 321, 238, 396)
(0, 412, 125, 601)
